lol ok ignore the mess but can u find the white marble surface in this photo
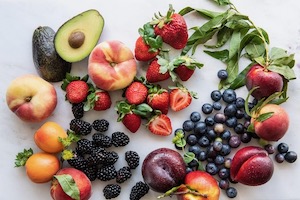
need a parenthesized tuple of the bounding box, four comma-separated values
(1, 0, 300, 199)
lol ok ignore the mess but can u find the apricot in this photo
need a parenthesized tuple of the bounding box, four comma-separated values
(230, 146, 274, 186)
(25, 152, 60, 183)
(34, 121, 68, 153)
(252, 104, 289, 141)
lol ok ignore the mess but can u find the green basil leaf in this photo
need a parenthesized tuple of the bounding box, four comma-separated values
(229, 30, 241, 59)
(271, 54, 295, 67)
(269, 47, 289, 60)
(267, 64, 296, 80)
(229, 62, 253, 90)
(245, 42, 265, 58)
(54, 175, 80, 200)
(225, 19, 250, 30)
(256, 112, 274, 122)
(204, 49, 229, 62)
(205, 27, 233, 49)
(254, 56, 266, 67)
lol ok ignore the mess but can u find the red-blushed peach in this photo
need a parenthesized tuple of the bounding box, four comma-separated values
(6, 74, 57, 122)
(252, 104, 289, 141)
(177, 171, 220, 200)
(230, 146, 274, 186)
(50, 168, 92, 200)
(88, 40, 137, 91)
(246, 64, 283, 100)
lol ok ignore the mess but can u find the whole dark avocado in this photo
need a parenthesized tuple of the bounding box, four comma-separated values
(32, 26, 71, 82)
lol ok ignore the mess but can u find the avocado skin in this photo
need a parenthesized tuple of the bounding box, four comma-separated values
(32, 26, 71, 82)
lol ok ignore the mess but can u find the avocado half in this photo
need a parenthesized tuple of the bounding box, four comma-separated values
(54, 9, 104, 62)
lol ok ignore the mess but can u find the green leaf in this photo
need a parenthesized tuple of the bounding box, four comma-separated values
(245, 41, 265, 58)
(213, 0, 232, 6)
(267, 64, 296, 80)
(205, 27, 233, 49)
(247, 122, 255, 132)
(256, 112, 274, 122)
(228, 30, 241, 59)
(219, 54, 239, 89)
(269, 47, 289, 60)
(204, 49, 229, 62)
(183, 152, 196, 164)
(229, 62, 253, 90)
(54, 174, 80, 200)
(15, 148, 34, 167)
(254, 56, 266, 67)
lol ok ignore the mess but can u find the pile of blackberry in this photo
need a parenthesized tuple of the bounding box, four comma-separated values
(174, 88, 296, 198)
(66, 118, 148, 199)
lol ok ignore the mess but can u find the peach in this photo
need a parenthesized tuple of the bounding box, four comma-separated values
(230, 146, 274, 186)
(252, 104, 289, 141)
(177, 171, 220, 200)
(246, 64, 283, 99)
(50, 168, 92, 200)
(6, 74, 57, 122)
(88, 40, 137, 91)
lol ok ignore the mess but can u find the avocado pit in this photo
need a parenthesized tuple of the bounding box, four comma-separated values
(68, 31, 85, 49)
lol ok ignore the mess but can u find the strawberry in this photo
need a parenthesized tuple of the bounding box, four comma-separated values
(173, 55, 203, 81)
(135, 36, 159, 61)
(65, 81, 89, 103)
(84, 90, 111, 111)
(147, 85, 169, 114)
(146, 57, 170, 83)
(151, 5, 188, 49)
(125, 81, 148, 105)
(147, 114, 172, 136)
(169, 83, 197, 111)
(122, 113, 141, 133)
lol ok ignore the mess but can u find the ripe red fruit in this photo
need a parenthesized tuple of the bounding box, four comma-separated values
(66, 80, 89, 103)
(146, 58, 170, 83)
(125, 81, 148, 105)
(152, 5, 188, 49)
(148, 114, 172, 136)
(134, 36, 159, 61)
(122, 113, 142, 133)
(93, 91, 111, 111)
(147, 87, 169, 114)
(169, 85, 197, 111)
(246, 64, 283, 99)
(174, 65, 195, 81)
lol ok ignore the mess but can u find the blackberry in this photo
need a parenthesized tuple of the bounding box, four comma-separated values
(70, 119, 92, 135)
(105, 151, 119, 166)
(72, 103, 84, 119)
(67, 151, 88, 170)
(97, 165, 117, 181)
(82, 165, 98, 181)
(116, 166, 132, 183)
(103, 184, 121, 199)
(125, 151, 140, 169)
(87, 147, 108, 165)
(111, 132, 130, 147)
(92, 133, 112, 148)
(92, 119, 109, 132)
(130, 181, 149, 200)
(76, 139, 94, 154)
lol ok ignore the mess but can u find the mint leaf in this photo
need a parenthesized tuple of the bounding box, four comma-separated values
(54, 174, 80, 200)
(267, 64, 296, 80)
(256, 112, 274, 122)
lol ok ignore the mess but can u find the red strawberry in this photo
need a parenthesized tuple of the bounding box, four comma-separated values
(151, 5, 188, 49)
(146, 58, 170, 83)
(169, 84, 197, 111)
(147, 86, 169, 114)
(84, 90, 111, 111)
(122, 113, 141, 133)
(134, 36, 159, 61)
(173, 56, 203, 81)
(66, 80, 89, 103)
(147, 114, 172, 136)
(125, 81, 148, 105)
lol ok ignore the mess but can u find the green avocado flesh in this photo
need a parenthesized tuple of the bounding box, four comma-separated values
(54, 9, 104, 62)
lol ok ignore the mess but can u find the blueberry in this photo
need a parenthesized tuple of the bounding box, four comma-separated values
(213, 141, 223, 152)
(202, 103, 213, 114)
(218, 167, 230, 179)
(229, 135, 241, 148)
(186, 134, 198, 146)
(224, 157, 232, 168)
(217, 69, 228, 80)
(220, 144, 231, 156)
(234, 123, 245, 134)
(206, 162, 218, 175)
(264, 144, 275, 154)
(190, 111, 201, 122)
(226, 187, 237, 198)
(198, 135, 210, 147)
(206, 145, 217, 158)
(214, 113, 226, 124)
(205, 116, 215, 127)
(222, 89, 236, 103)
(275, 153, 285, 163)
(219, 179, 230, 190)
(198, 150, 207, 161)
(186, 167, 193, 174)
(277, 143, 289, 153)
(225, 117, 238, 128)
(284, 151, 297, 163)
(240, 132, 252, 143)
(224, 104, 237, 117)
(206, 129, 217, 141)
(211, 90, 222, 101)
(213, 102, 222, 110)
(174, 128, 185, 137)
(188, 145, 201, 156)
(215, 155, 225, 165)
(194, 121, 207, 135)
(220, 130, 231, 141)
(235, 97, 245, 109)
(235, 109, 244, 119)
(182, 120, 194, 132)
(188, 159, 199, 168)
